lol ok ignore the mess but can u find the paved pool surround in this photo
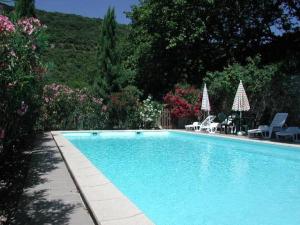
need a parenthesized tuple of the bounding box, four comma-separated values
(51, 131, 155, 225)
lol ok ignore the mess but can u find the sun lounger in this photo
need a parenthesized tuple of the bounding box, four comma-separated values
(248, 125, 270, 137)
(276, 127, 300, 142)
(185, 122, 200, 130)
(248, 113, 288, 138)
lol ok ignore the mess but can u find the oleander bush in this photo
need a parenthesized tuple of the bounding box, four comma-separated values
(163, 85, 202, 119)
(41, 83, 108, 130)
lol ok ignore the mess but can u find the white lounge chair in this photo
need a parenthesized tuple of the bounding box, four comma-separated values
(248, 125, 269, 137)
(248, 113, 288, 139)
(276, 127, 300, 142)
(185, 122, 200, 130)
(195, 115, 217, 133)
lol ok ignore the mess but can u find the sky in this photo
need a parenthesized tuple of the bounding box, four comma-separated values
(35, 0, 139, 24)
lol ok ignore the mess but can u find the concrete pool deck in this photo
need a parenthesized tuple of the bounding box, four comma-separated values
(52, 131, 154, 225)
(13, 132, 95, 225)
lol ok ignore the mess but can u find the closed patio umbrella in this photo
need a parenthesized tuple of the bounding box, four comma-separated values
(201, 83, 211, 119)
(232, 80, 250, 132)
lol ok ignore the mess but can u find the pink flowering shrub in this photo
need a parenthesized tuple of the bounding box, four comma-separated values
(0, 16, 47, 150)
(41, 83, 108, 130)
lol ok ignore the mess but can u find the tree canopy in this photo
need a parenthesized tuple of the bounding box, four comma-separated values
(94, 7, 119, 97)
(128, 0, 300, 98)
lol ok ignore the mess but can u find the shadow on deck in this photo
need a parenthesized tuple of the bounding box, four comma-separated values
(10, 133, 94, 225)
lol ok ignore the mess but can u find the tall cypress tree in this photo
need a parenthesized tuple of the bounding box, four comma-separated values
(94, 7, 120, 98)
(15, 0, 35, 18)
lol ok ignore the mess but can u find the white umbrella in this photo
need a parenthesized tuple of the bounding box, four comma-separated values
(232, 80, 250, 131)
(201, 83, 211, 118)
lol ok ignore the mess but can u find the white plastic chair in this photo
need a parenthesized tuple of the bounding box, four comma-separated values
(195, 115, 216, 132)
(208, 122, 220, 133)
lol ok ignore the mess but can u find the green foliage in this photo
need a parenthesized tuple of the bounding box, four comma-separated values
(2, 1, 299, 129)
(128, 1, 207, 97)
(205, 55, 300, 124)
(15, 0, 35, 19)
(128, 0, 299, 98)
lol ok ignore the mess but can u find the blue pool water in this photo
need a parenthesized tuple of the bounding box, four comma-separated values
(65, 131, 300, 225)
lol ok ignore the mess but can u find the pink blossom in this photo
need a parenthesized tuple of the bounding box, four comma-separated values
(101, 105, 108, 112)
(10, 50, 17, 57)
(79, 95, 86, 102)
(44, 97, 50, 103)
(0, 15, 15, 33)
(17, 17, 42, 35)
(92, 97, 103, 105)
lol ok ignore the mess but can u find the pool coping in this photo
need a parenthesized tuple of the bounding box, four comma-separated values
(51, 131, 155, 225)
(173, 129, 300, 149)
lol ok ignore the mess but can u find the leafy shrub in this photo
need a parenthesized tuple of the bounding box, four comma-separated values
(107, 85, 142, 129)
(204, 56, 281, 123)
(41, 83, 108, 130)
(163, 85, 202, 120)
(0, 15, 47, 151)
(139, 96, 162, 129)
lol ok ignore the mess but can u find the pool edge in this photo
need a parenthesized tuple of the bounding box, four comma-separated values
(51, 131, 155, 225)
(173, 129, 300, 149)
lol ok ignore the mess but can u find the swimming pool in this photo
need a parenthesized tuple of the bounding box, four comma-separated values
(64, 131, 300, 225)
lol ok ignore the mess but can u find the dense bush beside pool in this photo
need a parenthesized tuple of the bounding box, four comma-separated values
(0, 16, 47, 152)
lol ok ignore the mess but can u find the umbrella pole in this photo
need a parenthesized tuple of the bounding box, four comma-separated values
(240, 111, 242, 131)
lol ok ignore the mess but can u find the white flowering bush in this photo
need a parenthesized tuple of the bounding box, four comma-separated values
(139, 96, 162, 129)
